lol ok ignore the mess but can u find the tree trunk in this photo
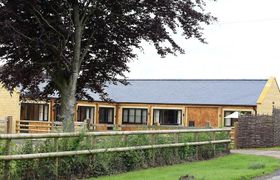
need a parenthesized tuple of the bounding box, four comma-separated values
(60, 91, 75, 132)
(60, 77, 78, 132)
(61, 3, 81, 132)
(58, 2, 82, 132)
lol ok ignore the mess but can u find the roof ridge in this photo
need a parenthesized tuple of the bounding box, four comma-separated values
(127, 79, 268, 81)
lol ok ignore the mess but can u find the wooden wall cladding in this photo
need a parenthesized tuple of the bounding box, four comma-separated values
(121, 125, 144, 131)
(187, 107, 218, 128)
(95, 124, 108, 131)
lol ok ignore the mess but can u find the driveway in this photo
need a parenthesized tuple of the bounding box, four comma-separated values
(231, 149, 280, 159)
(231, 149, 280, 180)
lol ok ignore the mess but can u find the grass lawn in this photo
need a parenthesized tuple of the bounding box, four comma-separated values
(89, 154, 280, 180)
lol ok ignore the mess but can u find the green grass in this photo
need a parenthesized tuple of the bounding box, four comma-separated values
(89, 154, 280, 180)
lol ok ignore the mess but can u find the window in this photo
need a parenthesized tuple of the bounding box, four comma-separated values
(153, 109, 182, 125)
(77, 106, 95, 122)
(224, 111, 252, 127)
(20, 103, 49, 121)
(122, 108, 147, 124)
(54, 104, 61, 121)
(224, 111, 236, 127)
(99, 107, 114, 124)
(240, 111, 252, 116)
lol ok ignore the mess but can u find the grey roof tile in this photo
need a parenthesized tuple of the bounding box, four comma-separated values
(90, 79, 267, 106)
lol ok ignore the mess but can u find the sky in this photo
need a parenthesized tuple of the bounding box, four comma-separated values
(127, 0, 280, 81)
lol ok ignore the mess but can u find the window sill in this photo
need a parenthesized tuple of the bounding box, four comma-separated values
(153, 124, 182, 126)
(98, 122, 114, 125)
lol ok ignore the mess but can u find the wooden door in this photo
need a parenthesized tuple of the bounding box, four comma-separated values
(188, 107, 218, 127)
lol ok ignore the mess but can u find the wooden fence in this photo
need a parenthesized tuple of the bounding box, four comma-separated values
(16, 120, 86, 133)
(0, 128, 231, 180)
(236, 110, 280, 148)
(16, 120, 52, 133)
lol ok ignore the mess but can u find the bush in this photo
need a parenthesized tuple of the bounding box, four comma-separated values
(13, 141, 38, 180)
(179, 174, 195, 180)
(0, 141, 5, 176)
(1, 131, 229, 179)
(248, 162, 266, 169)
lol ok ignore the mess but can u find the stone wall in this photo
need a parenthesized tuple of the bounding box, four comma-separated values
(237, 109, 280, 148)
(0, 85, 20, 133)
(0, 117, 7, 133)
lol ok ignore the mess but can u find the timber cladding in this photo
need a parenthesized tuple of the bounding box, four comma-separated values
(236, 109, 280, 148)
(187, 107, 218, 128)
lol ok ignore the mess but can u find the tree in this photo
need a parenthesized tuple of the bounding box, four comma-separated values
(0, 0, 215, 131)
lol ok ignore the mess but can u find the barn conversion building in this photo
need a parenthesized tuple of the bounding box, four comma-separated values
(1, 77, 280, 133)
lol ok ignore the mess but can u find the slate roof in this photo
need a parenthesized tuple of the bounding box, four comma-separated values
(89, 79, 267, 106)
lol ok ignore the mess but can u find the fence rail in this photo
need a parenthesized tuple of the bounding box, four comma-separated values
(0, 128, 231, 180)
(3, 128, 231, 139)
(0, 140, 230, 161)
(16, 119, 233, 133)
(16, 120, 52, 133)
(16, 120, 85, 133)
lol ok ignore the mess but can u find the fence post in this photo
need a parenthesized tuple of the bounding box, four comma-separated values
(151, 134, 156, 166)
(194, 132, 199, 160)
(212, 131, 216, 156)
(3, 138, 11, 180)
(54, 137, 59, 179)
(88, 135, 96, 148)
(174, 132, 179, 143)
(88, 134, 97, 169)
(233, 122, 238, 149)
(225, 130, 230, 153)
(6, 116, 13, 134)
(174, 132, 179, 158)
(16, 120, 19, 133)
(123, 134, 128, 146)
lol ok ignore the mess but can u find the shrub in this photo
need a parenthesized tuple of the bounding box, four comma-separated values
(179, 174, 196, 180)
(0, 141, 5, 176)
(1, 131, 229, 179)
(13, 140, 39, 180)
(248, 162, 266, 169)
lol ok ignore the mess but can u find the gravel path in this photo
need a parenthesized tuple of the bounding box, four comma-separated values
(231, 149, 280, 180)
(253, 170, 280, 180)
(231, 149, 280, 159)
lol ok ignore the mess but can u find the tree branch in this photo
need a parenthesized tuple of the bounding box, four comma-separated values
(65, 1, 75, 28)
(8, 24, 34, 41)
(80, 31, 95, 63)
(72, 2, 82, 74)
(32, 6, 66, 41)
(81, 0, 100, 25)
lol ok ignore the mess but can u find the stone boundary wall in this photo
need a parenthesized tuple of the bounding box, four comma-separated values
(237, 109, 280, 148)
(0, 117, 7, 133)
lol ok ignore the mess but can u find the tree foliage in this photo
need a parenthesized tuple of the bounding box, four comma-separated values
(0, 0, 215, 130)
(0, 0, 215, 98)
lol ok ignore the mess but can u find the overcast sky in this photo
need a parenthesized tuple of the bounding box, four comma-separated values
(127, 0, 280, 81)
